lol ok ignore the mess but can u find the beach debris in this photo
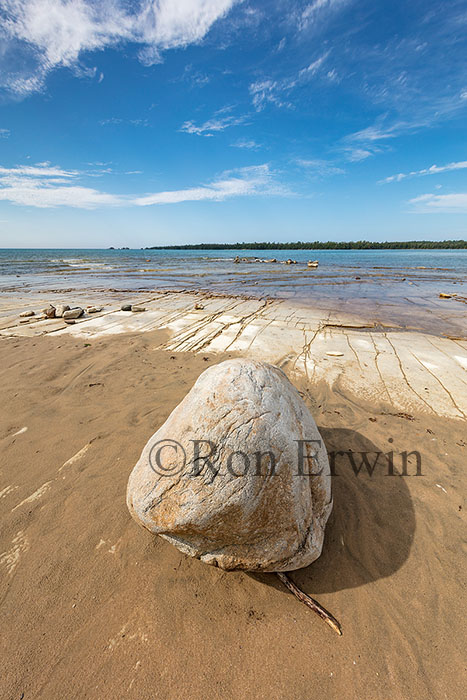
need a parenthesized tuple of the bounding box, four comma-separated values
(121, 304, 132, 311)
(131, 305, 146, 312)
(87, 306, 102, 313)
(42, 305, 56, 318)
(276, 572, 342, 635)
(63, 307, 84, 320)
(194, 303, 205, 310)
(19, 310, 35, 318)
(128, 358, 339, 633)
(326, 351, 344, 357)
(439, 293, 452, 299)
(54, 304, 70, 318)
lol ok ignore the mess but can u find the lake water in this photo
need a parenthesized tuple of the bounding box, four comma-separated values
(1, 248, 466, 335)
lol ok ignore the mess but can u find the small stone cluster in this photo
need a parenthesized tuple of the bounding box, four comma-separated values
(121, 304, 146, 312)
(18, 303, 103, 324)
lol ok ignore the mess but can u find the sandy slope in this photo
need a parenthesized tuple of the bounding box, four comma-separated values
(0, 332, 465, 699)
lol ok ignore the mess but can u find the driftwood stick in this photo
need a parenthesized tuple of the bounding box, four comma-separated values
(276, 572, 342, 636)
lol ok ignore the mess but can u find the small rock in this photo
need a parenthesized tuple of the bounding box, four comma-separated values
(307, 261, 319, 268)
(20, 318, 32, 324)
(54, 304, 70, 318)
(63, 307, 84, 320)
(19, 310, 35, 318)
(439, 293, 451, 299)
(64, 319, 76, 325)
(326, 351, 344, 357)
(43, 305, 56, 318)
(87, 306, 102, 313)
(131, 305, 146, 312)
(121, 304, 132, 311)
(194, 303, 204, 310)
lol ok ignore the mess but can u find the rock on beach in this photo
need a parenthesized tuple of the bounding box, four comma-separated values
(127, 359, 332, 572)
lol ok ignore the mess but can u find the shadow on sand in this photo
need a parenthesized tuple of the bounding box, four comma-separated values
(252, 427, 416, 596)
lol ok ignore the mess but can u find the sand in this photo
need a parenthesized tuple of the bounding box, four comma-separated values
(0, 297, 466, 699)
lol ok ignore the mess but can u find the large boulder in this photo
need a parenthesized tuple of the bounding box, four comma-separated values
(127, 359, 332, 572)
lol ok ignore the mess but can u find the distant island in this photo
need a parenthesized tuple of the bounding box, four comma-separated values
(145, 240, 467, 250)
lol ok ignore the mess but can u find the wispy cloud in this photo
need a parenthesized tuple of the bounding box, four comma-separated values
(380, 160, 467, 184)
(0, 0, 240, 96)
(0, 129, 10, 138)
(99, 117, 149, 127)
(298, 0, 352, 31)
(134, 165, 289, 205)
(409, 192, 467, 213)
(295, 158, 345, 176)
(0, 162, 290, 208)
(249, 52, 330, 111)
(230, 138, 262, 150)
(180, 107, 248, 135)
(340, 120, 399, 161)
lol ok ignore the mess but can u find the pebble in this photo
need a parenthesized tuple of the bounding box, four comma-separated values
(326, 351, 344, 357)
(19, 310, 35, 318)
(439, 293, 452, 299)
(87, 306, 102, 313)
(121, 304, 132, 311)
(64, 319, 76, 325)
(131, 305, 146, 312)
(194, 303, 204, 310)
(54, 304, 70, 318)
(43, 305, 56, 318)
(63, 307, 84, 320)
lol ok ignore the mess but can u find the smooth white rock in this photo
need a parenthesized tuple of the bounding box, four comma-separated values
(127, 359, 332, 572)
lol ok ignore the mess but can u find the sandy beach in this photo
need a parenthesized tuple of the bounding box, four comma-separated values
(1, 290, 466, 699)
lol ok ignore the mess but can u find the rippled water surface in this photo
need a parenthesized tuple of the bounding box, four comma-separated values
(1, 248, 466, 334)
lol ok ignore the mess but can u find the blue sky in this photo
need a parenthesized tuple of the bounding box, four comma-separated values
(0, 0, 466, 247)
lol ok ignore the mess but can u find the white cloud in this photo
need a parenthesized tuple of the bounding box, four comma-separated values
(0, 0, 240, 95)
(180, 106, 248, 135)
(134, 165, 289, 205)
(346, 124, 399, 142)
(99, 117, 149, 127)
(0, 129, 10, 138)
(341, 120, 399, 161)
(0, 161, 290, 208)
(249, 52, 330, 111)
(380, 160, 467, 184)
(0, 163, 77, 178)
(295, 158, 345, 176)
(344, 148, 375, 162)
(409, 192, 467, 213)
(299, 0, 351, 30)
(230, 138, 261, 150)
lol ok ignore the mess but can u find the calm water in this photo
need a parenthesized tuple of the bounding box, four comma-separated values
(1, 248, 466, 333)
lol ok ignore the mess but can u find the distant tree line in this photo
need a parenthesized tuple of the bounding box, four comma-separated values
(145, 240, 467, 250)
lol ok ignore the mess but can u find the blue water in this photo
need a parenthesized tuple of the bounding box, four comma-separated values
(1, 248, 466, 333)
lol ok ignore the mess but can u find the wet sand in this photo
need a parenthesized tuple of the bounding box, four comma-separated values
(0, 294, 466, 699)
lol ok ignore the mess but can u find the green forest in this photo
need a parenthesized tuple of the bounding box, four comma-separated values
(145, 240, 467, 250)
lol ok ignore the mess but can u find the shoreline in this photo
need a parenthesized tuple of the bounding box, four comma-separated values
(1, 289, 466, 420)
